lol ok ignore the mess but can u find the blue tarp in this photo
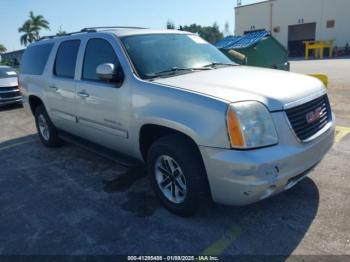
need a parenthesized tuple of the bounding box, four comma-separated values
(215, 31, 270, 50)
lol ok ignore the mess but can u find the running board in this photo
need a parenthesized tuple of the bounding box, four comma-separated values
(58, 130, 143, 168)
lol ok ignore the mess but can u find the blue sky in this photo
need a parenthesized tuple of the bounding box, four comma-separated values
(0, 0, 263, 52)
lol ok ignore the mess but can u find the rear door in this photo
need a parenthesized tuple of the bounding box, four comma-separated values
(46, 40, 80, 132)
(75, 36, 131, 152)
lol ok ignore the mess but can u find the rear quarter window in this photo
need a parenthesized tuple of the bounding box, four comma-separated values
(20, 43, 54, 75)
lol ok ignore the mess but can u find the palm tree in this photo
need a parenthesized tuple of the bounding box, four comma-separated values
(18, 11, 50, 46)
(0, 44, 7, 54)
(18, 21, 36, 46)
(28, 11, 50, 39)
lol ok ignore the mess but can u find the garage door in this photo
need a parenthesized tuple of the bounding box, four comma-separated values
(288, 23, 316, 57)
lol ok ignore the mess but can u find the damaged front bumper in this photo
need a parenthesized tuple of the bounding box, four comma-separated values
(199, 112, 335, 206)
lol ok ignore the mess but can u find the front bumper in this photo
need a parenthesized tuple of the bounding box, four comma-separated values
(0, 87, 22, 106)
(199, 112, 335, 206)
(0, 97, 22, 106)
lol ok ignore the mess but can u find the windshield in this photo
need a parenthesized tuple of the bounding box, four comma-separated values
(0, 67, 17, 78)
(121, 34, 235, 79)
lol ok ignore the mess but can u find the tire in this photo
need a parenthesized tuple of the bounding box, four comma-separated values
(147, 134, 211, 217)
(34, 105, 63, 147)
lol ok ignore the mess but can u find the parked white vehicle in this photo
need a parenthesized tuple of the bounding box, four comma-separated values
(19, 27, 335, 216)
(0, 66, 21, 106)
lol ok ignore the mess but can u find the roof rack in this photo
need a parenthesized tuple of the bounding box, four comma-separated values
(81, 26, 147, 32)
(39, 30, 84, 41)
(39, 26, 146, 41)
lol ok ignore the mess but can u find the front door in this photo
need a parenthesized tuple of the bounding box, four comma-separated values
(75, 37, 131, 152)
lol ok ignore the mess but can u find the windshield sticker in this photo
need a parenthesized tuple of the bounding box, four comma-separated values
(6, 71, 17, 76)
(188, 35, 208, 44)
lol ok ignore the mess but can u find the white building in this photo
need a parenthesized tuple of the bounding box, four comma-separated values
(235, 0, 350, 56)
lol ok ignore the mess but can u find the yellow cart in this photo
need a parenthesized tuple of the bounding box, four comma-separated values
(303, 40, 334, 60)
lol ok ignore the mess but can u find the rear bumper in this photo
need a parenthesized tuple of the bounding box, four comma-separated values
(200, 112, 335, 206)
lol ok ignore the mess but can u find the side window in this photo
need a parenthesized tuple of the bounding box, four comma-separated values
(20, 43, 54, 75)
(54, 40, 80, 79)
(82, 38, 120, 81)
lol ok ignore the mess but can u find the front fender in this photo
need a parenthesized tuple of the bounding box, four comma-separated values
(131, 81, 231, 149)
(137, 117, 201, 146)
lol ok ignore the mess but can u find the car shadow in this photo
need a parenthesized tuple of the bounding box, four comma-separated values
(0, 135, 320, 256)
(207, 177, 320, 256)
(0, 103, 23, 112)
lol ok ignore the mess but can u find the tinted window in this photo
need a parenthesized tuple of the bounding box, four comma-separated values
(83, 38, 120, 81)
(54, 40, 80, 78)
(0, 67, 17, 78)
(20, 43, 54, 75)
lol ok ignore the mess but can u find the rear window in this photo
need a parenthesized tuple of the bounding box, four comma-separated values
(20, 43, 54, 75)
(0, 68, 17, 78)
(54, 40, 80, 79)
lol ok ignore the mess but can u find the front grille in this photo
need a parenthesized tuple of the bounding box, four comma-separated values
(0, 90, 21, 99)
(0, 86, 18, 92)
(286, 95, 331, 141)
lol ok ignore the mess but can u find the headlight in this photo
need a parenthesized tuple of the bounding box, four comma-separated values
(226, 101, 278, 149)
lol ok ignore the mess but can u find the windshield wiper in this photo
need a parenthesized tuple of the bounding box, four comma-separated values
(202, 62, 236, 68)
(150, 67, 210, 78)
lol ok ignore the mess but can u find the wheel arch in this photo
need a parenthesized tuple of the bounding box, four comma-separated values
(138, 122, 201, 162)
(28, 95, 45, 115)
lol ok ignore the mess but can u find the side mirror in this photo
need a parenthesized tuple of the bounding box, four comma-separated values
(96, 63, 124, 84)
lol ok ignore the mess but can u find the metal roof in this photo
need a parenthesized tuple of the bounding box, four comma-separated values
(235, 0, 274, 9)
(215, 30, 270, 49)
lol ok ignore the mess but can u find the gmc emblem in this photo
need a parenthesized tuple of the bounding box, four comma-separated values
(306, 107, 323, 124)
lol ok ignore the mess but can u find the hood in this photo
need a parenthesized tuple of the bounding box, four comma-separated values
(153, 66, 326, 111)
(0, 77, 18, 88)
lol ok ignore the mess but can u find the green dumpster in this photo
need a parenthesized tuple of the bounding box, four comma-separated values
(215, 31, 290, 71)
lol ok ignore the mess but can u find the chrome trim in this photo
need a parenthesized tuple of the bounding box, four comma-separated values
(0, 98, 22, 106)
(77, 116, 128, 138)
(284, 108, 333, 144)
(302, 122, 333, 143)
(284, 111, 303, 143)
(0, 96, 22, 101)
(50, 109, 76, 122)
(283, 89, 327, 110)
(0, 89, 20, 94)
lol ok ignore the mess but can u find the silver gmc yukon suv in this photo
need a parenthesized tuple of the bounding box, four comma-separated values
(19, 27, 335, 216)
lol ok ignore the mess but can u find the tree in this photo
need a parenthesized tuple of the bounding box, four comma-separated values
(18, 11, 50, 46)
(56, 26, 67, 36)
(224, 21, 231, 36)
(179, 23, 224, 44)
(28, 11, 50, 39)
(0, 59, 12, 66)
(18, 21, 36, 46)
(0, 44, 7, 54)
(166, 20, 175, 29)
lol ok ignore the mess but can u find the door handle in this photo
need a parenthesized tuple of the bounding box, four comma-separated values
(77, 90, 90, 98)
(49, 85, 58, 91)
